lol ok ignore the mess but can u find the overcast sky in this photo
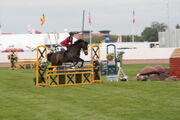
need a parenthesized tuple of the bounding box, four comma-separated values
(0, 0, 179, 35)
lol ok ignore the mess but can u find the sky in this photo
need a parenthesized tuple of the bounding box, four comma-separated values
(0, 0, 179, 35)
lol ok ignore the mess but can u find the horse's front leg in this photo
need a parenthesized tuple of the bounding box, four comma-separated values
(70, 58, 79, 67)
(73, 60, 78, 66)
(78, 58, 84, 67)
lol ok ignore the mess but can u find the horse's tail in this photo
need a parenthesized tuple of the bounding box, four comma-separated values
(47, 52, 53, 62)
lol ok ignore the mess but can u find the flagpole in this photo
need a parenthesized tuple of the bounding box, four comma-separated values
(82, 10, 85, 39)
(132, 9, 135, 43)
(132, 25, 134, 43)
(166, 0, 170, 47)
(89, 12, 92, 46)
(88, 11, 93, 64)
(0, 24, 2, 34)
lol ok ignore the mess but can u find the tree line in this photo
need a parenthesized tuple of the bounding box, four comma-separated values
(85, 21, 179, 43)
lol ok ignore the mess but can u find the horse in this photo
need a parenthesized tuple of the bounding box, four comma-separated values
(47, 39, 88, 67)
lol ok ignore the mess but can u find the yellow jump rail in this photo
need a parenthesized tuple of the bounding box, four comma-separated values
(16, 59, 36, 70)
(35, 44, 102, 87)
(46, 69, 93, 87)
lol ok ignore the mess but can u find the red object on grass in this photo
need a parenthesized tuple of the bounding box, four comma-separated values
(139, 66, 159, 75)
(154, 65, 166, 73)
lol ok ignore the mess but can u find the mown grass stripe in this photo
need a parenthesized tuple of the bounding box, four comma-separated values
(0, 64, 180, 120)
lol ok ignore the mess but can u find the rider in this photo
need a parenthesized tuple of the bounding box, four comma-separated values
(60, 32, 74, 50)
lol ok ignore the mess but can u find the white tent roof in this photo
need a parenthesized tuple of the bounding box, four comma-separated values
(0, 33, 77, 50)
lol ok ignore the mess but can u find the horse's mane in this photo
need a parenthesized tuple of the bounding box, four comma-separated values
(74, 39, 85, 44)
(70, 39, 87, 47)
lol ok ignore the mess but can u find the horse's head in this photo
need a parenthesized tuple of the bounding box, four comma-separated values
(81, 41, 88, 55)
(73, 39, 88, 55)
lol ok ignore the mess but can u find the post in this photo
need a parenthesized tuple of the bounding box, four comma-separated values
(82, 10, 85, 39)
(132, 27, 134, 43)
(166, 0, 171, 47)
(132, 9, 135, 43)
(0, 24, 2, 34)
(88, 11, 93, 63)
(90, 28, 93, 64)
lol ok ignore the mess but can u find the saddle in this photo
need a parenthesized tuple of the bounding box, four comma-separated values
(60, 48, 67, 57)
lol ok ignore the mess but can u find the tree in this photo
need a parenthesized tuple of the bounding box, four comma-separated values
(122, 35, 143, 42)
(141, 21, 167, 42)
(151, 21, 168, 32)
(141, 27, 158, 42)
(176, 24, 180, 29)
(109, 35, 118, 42)
(122, 35, 131, 42)
(84, 36, 104, 43)
(84, 35, 119, 43)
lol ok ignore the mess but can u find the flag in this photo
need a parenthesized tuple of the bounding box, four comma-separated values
(40, 14, 45, 25)
(132, 10, 135, 24)
(88, 12, 92, 25)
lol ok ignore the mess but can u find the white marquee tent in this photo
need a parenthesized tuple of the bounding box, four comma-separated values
(0, 33, 77, 51)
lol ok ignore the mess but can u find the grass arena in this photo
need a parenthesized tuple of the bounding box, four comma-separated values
(0, 63, 180, 120)
(0, 45, 180, 120)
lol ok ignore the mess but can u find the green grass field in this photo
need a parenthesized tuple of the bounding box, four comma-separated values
(0, 64, 180, 120)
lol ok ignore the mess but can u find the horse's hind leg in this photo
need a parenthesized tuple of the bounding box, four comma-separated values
(49, 62, 57, 70)
(58, 62, 62, 66)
